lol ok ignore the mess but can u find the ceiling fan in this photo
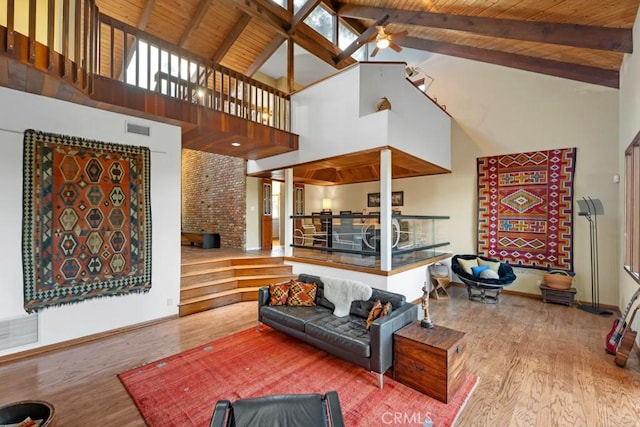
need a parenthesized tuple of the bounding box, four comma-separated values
(366, 26, 408, 57)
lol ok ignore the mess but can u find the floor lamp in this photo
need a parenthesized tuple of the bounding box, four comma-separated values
(577, 197, 612, 316)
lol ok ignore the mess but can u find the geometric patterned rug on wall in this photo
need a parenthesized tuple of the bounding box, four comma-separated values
(477, 147, 577, 271)
(22, 129, 152, 313)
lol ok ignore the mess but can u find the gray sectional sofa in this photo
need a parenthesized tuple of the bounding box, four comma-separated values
(258, 274, 418, 387)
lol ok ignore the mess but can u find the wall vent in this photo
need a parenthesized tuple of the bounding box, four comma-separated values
(126, 122, 151, 136)
(0, 313, 39, 351)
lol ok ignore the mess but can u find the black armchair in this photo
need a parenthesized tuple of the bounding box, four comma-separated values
(209, 391, 345, 427)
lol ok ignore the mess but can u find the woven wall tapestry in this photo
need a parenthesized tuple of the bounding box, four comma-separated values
(477, 148, 576, 271)
(22, 129, 152, 313)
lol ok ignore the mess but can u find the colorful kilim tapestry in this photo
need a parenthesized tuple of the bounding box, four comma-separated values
(477, 148, 576, 271)
(22, 130, 152, 313)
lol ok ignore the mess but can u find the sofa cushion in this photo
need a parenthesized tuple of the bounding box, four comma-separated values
(370, 289, 406, 310)
(260, 305, 333, 332)
(287, 281, 317, 306)
(365, 300, 383, 329)
(306, 316, 371, 358)
(268, 281, 291, 306)
(297, 274, 335, 310)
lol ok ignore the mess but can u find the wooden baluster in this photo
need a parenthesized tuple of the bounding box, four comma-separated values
(135, 34, 139, 87)
(62, 0, 70, 78)
(48, 0, 55, 70)
(6, 0, 15, 53)
(73, 0, 81, 82)
(82, 0, 89, 84)
(28, 0, 36, 63)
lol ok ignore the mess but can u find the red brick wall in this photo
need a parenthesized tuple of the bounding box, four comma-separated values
(181, 149, 246, 249)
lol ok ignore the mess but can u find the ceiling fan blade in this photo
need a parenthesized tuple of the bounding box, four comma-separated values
(370, 47, 380, 57)
(389, 42, 403, 53)
(390, 30, 408, 40)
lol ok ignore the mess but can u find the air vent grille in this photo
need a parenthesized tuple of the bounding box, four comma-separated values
(126, 122, 151, 136)
(0, 313, 38, 351)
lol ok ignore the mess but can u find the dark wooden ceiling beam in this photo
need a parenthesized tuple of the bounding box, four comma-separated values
(290, 0, 320, 32)
(212, 13, 252, 64)
(339, 4, 633, 53)
(401, 36, 619, 88)
(333, 14, 389, 65)
(229, 0, 291, 35)
(178, 0, 214, 48)
(246, 35, 287, 76)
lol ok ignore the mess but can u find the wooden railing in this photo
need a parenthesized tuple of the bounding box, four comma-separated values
(1, 0, 97, 93)
(0, 1, 291, 132)
(96, 13, 290, 131)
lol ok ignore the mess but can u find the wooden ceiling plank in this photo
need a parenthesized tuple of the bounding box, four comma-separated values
(334, 14, 389, 65)
(338, 4, 632, 53)
(401, 36, 619, 88)
(228, 0, 291, 36)
(178, 0, 214, 48)
(290, 0, 321, 32)
(137, 0, 156, 30)
(212, 13, 252, 64)
(245, 35, 287, 76)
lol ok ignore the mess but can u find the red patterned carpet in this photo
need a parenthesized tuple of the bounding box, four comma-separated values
(118, 326, 478, 426)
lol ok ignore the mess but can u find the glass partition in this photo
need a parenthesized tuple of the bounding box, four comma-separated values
(290, 213, 450, 269)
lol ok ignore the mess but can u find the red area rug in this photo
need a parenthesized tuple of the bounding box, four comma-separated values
(118, 326, 478, 426)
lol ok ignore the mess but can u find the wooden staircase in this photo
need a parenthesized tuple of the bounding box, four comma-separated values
(179, 256, 295, 316)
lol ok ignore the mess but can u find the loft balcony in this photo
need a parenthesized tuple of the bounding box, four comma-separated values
(0, 0, 297, 160)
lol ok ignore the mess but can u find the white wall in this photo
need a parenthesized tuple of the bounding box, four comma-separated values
(0, 87, 182, 356)
(321, 56, 620, 304)
(247, 63, 451, 175)
(618, 8, 640, 320)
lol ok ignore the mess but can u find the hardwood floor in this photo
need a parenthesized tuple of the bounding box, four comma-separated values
(1, 287, 639, 426)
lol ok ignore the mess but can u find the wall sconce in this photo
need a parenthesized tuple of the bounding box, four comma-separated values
(322, 198, 332, 212)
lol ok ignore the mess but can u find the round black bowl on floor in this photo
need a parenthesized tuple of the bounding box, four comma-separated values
(0, 400, 55, 426)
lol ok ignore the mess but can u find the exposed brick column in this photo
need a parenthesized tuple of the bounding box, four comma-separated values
(181, 149, 246, 249)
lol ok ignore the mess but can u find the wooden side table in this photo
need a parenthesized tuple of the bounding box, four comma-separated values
(539, 284, 576, 307)
(430, 277, 450, 300)
(393, 321, 467, 403)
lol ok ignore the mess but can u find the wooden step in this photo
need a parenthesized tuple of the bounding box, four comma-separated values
(178, 287, 262, 316)
(233, 264, 293, 276)
(181, 258, 231, 275)
(180, 274, 295, 300)
(181, 268, 235, 287)
(230, 256, 283, 266)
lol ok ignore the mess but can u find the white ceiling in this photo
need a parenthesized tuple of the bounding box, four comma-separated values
(259, 40, 434, 87)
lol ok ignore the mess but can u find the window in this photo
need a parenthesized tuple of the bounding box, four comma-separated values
(624, 130, 640, 281)
(304, 5, 335, 42)
(338, 21, 366, 61)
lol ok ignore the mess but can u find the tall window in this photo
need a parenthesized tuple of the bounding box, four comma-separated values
(624, 130, 640, 281)
(305, 5, 335, 42)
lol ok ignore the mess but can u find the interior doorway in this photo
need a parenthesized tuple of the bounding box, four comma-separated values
(272, 181, 281, 246)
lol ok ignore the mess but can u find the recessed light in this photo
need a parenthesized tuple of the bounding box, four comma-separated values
(231, 142, 241, 147)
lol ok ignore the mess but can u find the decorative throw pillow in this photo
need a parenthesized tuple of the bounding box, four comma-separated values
(457, 257, 479, 275)
(381, 301, 393, 317)
(471, 265, 491, 277)
(287, 280, 317, 306)
(477, 258, 501, 273)
(479, 269, 500, 279)
(366, 300, 383, 329)
(268, 281, 291, 305)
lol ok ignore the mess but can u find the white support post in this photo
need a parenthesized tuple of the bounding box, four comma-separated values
(380, 149, 392, 271)
(284, 168, 294, 257)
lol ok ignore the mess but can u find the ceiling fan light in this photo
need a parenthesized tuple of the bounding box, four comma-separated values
(376, 38, 390, 49)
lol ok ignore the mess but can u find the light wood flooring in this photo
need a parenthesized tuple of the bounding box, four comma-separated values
(1, 284, 640, 425)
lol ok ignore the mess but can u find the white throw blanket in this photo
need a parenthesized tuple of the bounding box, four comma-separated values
(321, 276, 373, 317)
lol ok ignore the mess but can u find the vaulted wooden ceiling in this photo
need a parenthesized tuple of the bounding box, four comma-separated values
(95, 0, 639, 89)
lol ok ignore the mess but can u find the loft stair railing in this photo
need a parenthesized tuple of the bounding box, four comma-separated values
(0, 1, 290, 132)
(1, 0, 98, 94)
(97, 9, 291, 131)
